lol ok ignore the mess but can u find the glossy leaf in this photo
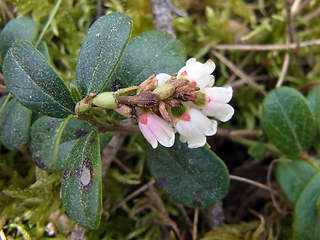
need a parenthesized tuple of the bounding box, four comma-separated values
(61, 131, 102, 229)
(3, 40, 75, 118)
(30, 117, 95, 171)
(275, 159, 317, 204)
(147, 140, 229, 208)
(293, 173, 320, 240)
(0, 98, 32, 150)
(262, 87, 316, 156)
(0, 17, 37, 59)
(76, 12, 132, 97)
(105, 30, 186, 90)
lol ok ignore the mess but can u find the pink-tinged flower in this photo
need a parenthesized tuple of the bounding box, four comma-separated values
(138, 112, 175, 149)
(177, 58, 216, 90)
(200, 86, 234, 122)
(174, 108, 217, 148)
(154, 73, 172, 86)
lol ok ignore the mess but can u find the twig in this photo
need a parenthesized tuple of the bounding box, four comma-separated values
(225, 51, 254, 86)
(303, 5, 320, 22)
(96, 0, 102, 19)
(67, 225, 86, 240)
(276, 52, 290, 88)
(150, 0, 175, 37)
(277, 0, 295, 88)
(164, 0, 185, 16)
(202, 201, 224, 229)
(0, 0, 15, 22)
(192, 208, 199, 240)
(292, 0, 312, 16)
(212, 50, 266, 95)
(215, 128, 263, 139)
(291, 0, 302, 15)
(267, 159, 291, 215)
(145, 185, 182, 239)
(174, 203, 193, 227)
(113, 157, 133, 174)
(213, 39, 320, 51)
(111, 180, 155, 212)
(101, 133, 127, 178)
(96, 123, 139, 133)
(229, 175, 279, 195)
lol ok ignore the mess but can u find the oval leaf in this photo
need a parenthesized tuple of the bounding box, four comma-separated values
(262, 87, 316, 156)
(76, 12, 132, 97)
(147, 140, 229, 208)
(0, 98, 32, 150)
(275, 159, 317, 204)
(61, 131, 102, 229)
(293, 173, 320, 240)
(106, 30, 186, 90)
(0, 17, 37, 59)
(3, 40, 75, 118)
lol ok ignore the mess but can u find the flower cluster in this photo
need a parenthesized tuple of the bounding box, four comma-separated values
(136, 58, 234, 148)
(87, 58, 234, 149)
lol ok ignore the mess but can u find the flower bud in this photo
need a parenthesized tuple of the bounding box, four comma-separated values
(153, 83, 175, 100)
(75, 101, 91, 113)
(92, 92, 118, 109)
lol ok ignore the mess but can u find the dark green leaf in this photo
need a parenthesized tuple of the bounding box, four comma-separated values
(293, 173, 320, 240)
(106, 30, 186, 90)
(262, 87, 316, 156)
(147, 140, 229, 208)
(76, 12, 132, 97)
(30, 116, 72, 171)
(61, 131, 102, 229)
(275, 159, 317, 204)
(3, 40, 75, 118)
(0, 98, 32, 150)
(30, 117, 95, 171)
(0, 17, 37, 59)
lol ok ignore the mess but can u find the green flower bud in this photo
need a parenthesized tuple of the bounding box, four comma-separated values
(153, 83, 175, 100)
(92, 92, 118, 109)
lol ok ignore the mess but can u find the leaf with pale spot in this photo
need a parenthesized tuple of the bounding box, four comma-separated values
(61, 131, 102, 229)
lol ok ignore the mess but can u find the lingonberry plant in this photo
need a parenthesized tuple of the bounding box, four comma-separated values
(0, 12, 232, 229)
(2, 2, 320, 239)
